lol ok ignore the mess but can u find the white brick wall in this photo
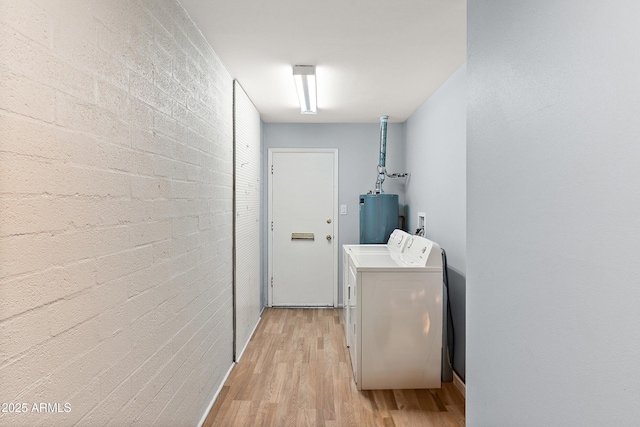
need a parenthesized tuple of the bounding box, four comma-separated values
(0, 0, 234, 425)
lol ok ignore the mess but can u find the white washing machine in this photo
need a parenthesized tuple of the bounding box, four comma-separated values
(342, 229, 410, 344)
(343, 234, 443, 390)
(344, 229, 410, 255)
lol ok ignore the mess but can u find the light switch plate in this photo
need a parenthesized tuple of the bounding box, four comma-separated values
(340, 205, 347, 215)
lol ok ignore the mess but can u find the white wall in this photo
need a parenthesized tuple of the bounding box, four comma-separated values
(233, 81, 261, 361)
(0, 1, 233, 425)
(405, 63, 466, 380)
(262, 123, 406, 305)
(468, 1, 640, 425)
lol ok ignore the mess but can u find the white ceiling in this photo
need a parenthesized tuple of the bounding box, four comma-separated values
(179, 0, 466, 123)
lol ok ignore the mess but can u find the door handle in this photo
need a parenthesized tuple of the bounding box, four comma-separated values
(326, 235, 332, 242)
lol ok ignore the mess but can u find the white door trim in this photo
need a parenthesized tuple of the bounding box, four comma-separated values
(268, 148, 339, 307)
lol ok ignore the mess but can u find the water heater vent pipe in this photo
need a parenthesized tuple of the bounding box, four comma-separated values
(375, 115, 389, 194)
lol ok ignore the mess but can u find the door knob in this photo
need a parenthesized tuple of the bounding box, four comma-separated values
(326, 235, 332, 242)
(326, 218, 332, 224)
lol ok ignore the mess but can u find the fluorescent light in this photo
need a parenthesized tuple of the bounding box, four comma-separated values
(293, 65, 317, 114)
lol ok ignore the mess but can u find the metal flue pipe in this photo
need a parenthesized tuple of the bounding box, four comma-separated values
(375, 115, 389, 194)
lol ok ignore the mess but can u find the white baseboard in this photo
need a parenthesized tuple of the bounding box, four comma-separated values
(199, 308, 267, 426)
(236, 315, 262, 363)
(453, 370, 466, 399)
(198, 362, 235, 427)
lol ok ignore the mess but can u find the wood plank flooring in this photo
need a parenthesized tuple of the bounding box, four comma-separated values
(203, 308, 465, 427)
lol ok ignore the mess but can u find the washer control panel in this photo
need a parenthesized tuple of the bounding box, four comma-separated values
(404, 235, 435, 266)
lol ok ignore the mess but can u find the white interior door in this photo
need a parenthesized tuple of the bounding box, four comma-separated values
(269, 149, 337, 306)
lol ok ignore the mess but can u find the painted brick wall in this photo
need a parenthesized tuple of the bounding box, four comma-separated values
(0, 1, 234, 425)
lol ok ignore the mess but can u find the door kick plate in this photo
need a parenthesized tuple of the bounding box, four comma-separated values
(291, 233, 314, 240)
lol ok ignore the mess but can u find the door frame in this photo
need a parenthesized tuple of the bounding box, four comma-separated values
(267, 148, 339, 307)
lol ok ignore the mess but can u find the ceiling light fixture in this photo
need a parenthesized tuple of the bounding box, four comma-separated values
(293, 65, 317, 114)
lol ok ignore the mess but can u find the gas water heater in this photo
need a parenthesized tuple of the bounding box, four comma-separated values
(359, 116, 403, 243)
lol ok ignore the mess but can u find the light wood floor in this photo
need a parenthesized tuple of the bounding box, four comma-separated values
(203, 308, 465, 427)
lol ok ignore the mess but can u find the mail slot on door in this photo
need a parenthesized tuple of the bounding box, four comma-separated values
(291, 233, 314, 240)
